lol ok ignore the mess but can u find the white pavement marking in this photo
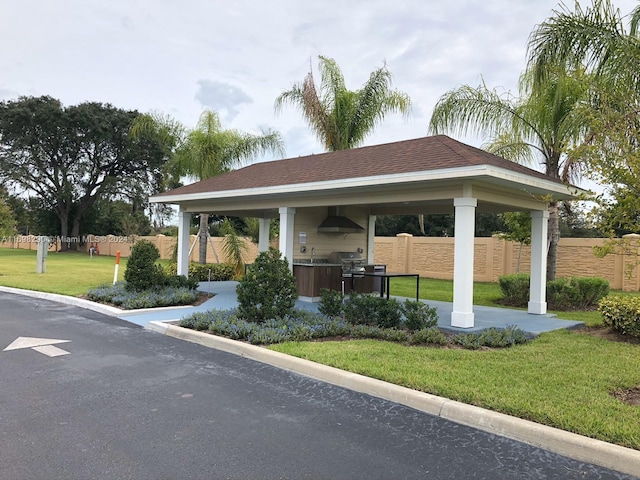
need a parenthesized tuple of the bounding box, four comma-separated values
(3, 337, 71, 351)
(3, 337, 71, 357)
(31, 345, 70, 357)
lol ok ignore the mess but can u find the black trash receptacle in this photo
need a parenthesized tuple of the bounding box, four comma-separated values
(373, 264, 386, 294)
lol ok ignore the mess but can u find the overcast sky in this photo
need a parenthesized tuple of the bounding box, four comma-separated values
(2, 0, 638, 170)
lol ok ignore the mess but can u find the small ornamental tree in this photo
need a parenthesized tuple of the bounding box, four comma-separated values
(124, 239, 163, 291)
(236, 248, 297, 322)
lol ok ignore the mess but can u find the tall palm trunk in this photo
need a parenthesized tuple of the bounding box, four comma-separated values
(547, 202, 560, 281)
(198, 213, 208, 264)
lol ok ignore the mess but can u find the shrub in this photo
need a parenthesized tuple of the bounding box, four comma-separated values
(318, 289, 345, 317)
(546, 277, 580, 311)
(236, 248, 297, 322)
(350, 324, 410, 342)
(343, 294, 403, 328)
(498, 273, 530, 307)
(125, 239, 163, 291)
(599, 296, 640, 338)
(402, 300, 439, 331)
(453, 326, 530, 350)
(571, 277, 610, 309)
(409, 327, 448, 346)
(162, 262, 235, 282)
(547, 277, 610, 311)
(343, 293, 378, 325)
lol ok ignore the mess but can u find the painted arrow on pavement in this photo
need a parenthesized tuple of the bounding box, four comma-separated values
(3, 337, 71, 357)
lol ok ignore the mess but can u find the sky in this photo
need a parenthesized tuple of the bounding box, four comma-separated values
(1, 0, 638, 176)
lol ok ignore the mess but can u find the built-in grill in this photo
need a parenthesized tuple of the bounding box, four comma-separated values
(328, 251, 366, 274)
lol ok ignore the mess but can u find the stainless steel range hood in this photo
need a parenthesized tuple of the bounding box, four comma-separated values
(318, 207, 365, 234)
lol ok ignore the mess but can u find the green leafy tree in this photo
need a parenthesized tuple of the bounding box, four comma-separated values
(124, 239, 163, 291)
(0, 198, 16, 238)
(275, 55, 411, 151)
(428, 68, 591, 280)
(0, 96, 166, 250)
(497, 212, 532, 273)
(236, 248, 297, 322)
(133, 110, 284, 264)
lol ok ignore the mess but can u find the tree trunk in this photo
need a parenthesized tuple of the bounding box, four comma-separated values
(57, 209, 70, 252)
(547, 201, 560, 282)
(198, 213, 208, 264)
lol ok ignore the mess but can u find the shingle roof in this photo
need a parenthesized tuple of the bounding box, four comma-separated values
(155, 135, 559, 197)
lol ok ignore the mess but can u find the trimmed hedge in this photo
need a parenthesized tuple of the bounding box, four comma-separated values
(499, 273, 610, 311)
(163, 262, 235, 281)
(599, 296, 640, 338)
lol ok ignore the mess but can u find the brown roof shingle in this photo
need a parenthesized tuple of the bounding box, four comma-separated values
(155, 135, 557, 197)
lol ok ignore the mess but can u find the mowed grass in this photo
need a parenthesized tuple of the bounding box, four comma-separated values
(0, 247, 127, 296)
(272, 330, 640, 449)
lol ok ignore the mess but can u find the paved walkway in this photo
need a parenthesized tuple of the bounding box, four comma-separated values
(118, 281, 584, 334)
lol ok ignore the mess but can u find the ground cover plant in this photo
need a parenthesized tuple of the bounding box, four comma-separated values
(178, 306, 530, 349)
(87, 283, 199, 309)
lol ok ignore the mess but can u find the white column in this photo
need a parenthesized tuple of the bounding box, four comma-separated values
(451, 197, 477, 328)
(258, 218, 271, 252)
(177, 209, 191, 277)
(528, 209, 549, 314)
(279, 207, 296, 270)
(367, 215, 376, 264)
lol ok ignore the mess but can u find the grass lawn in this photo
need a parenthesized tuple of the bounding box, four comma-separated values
(2, 247, 639, 449)
(271, 330, 640, 449)
(0, 247, 127, 296)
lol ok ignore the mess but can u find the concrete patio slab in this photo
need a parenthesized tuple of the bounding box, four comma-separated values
(118, 281, 584, 334)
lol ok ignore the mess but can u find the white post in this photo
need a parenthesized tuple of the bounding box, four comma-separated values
(278, 207, 296, 270)
(258, 218, 271, 252)
(36, 236, 49, 274)
(451, 197, 477, 328)
(528, 209, 549, 314)
(177, 210, 191, 277)
(367, 215, 376, 264)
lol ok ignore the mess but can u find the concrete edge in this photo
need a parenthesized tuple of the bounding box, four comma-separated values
(152, 323, 640, 478)
(0, 286, 123, 317)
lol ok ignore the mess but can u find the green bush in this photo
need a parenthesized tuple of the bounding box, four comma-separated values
(498, 273, 530, 307)
(124, 239, 163, 291)
(236, 248, 297, 322)
(546, 277, 580, 311)
(318, 289, 345, 317)
(572, 277, 610, 309)
(500, 273, 610, 311)
(599, 296, 640, 338)
(343, 294, 403, 328)
(162, 262, 235, 281)
(547, 277, 610, 311)
(402, 300, 439, 331)
(409, 327, 448, 346)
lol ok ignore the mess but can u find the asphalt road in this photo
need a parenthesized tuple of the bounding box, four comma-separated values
(0, 292, 637, 480)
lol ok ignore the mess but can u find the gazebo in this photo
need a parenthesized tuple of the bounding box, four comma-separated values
(150, 135, 577, 328)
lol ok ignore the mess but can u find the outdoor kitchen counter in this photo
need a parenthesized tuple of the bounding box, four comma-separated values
(293, 263, 375, 299)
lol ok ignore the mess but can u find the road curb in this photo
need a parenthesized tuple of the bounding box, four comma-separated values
(0, 286, 123, 317)
(150, 321, 640, 478)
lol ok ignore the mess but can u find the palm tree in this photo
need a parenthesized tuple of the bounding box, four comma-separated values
(274, 56, 411, 151)
(528, 0, 640, 92)
(527, 0, 640, 241)
(428, 67, 591, 280)
(133, 110, 285, 264)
